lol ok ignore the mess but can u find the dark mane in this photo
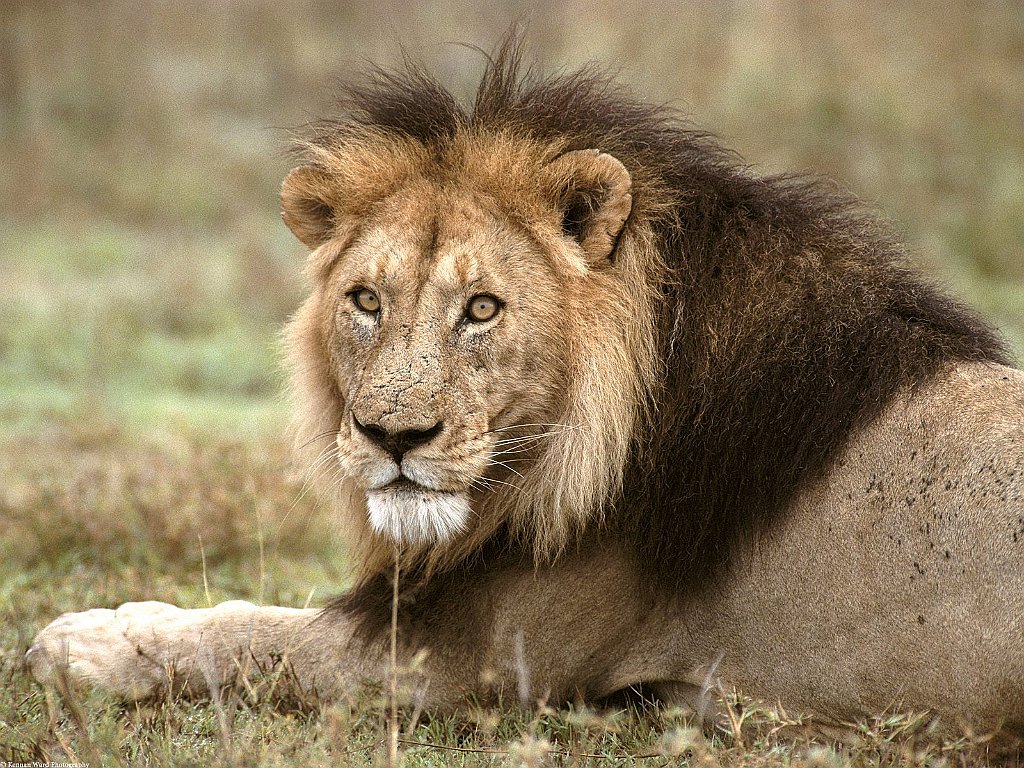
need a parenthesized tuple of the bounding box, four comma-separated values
(316, 37, 1009, 600)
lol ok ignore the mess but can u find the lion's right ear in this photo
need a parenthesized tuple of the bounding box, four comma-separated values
(281, 166, 341, 249)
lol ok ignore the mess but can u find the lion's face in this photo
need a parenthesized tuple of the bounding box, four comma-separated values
(321, 182, 572, 544)
(283, 136, 655, 563)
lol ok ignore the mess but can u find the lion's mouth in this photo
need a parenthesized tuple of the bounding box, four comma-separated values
(380, 477, 425, 492)
(372, 473, 458, 494)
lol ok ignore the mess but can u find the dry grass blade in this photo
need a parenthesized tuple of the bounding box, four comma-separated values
(44, 658, 112, 768)
(388, 549, 401, 768)
(200, 651, 235, 765)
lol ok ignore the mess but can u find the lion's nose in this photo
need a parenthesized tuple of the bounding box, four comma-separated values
(352, 416, 444, 463)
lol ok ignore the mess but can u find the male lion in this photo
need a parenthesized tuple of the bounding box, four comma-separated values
(28, 42, 1024, 741)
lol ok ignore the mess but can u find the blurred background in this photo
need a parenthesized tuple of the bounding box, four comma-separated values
(2, 0, 1023, 440)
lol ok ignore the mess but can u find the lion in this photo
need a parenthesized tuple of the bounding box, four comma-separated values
(27, 40, 1024, 742)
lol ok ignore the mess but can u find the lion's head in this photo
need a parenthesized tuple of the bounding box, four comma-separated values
(283, 124, 661, 580)
(283, 41, 1006, 589)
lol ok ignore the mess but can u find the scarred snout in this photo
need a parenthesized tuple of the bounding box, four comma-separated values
(339, 346, 492, 545)
(346, 341, 454, 485)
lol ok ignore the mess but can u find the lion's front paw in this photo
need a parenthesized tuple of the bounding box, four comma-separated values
(27, 601, 186, 699)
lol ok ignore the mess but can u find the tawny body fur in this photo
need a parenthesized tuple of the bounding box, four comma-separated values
(28, 43, 1024, 740)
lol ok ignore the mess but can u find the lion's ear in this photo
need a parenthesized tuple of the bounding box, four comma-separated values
(281, 165, 342, 249)
(548, 149, 633, 265)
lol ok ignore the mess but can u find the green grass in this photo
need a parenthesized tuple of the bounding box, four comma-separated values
(0, 218, 300, 439)
(2, 0, 1024, 764)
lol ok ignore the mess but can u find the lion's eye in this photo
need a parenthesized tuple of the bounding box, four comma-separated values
(466, 294, 500, 323)
(352, 288, 381, 314)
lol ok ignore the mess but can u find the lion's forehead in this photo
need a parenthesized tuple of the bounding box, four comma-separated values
(356, 228, 491, 283)
(340, 192, 543, 308)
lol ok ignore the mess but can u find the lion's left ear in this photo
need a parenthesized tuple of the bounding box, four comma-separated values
(281, 165, 343, 249)
(547, 149, 633, 265)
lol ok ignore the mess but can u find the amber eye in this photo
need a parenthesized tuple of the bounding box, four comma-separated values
(466, 294, 500, 323)
(352, 288, 381, 314)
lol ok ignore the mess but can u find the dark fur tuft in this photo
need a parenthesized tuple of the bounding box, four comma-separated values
(316, 35, 1009, 604)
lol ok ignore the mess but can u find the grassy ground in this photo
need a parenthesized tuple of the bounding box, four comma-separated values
(2, 1, 1023, 765)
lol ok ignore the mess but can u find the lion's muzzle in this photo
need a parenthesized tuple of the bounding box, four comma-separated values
(346, 413, 479, 545)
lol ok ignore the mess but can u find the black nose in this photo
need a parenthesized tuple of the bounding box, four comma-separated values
(352, 416, 443, 462)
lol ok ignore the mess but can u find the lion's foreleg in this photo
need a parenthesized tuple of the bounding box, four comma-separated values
(26, 600, 337, 700)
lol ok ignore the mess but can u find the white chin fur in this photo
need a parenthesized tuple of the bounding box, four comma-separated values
(366, 487, 470, 545)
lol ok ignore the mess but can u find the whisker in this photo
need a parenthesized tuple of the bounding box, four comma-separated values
(485, 459, 525, 479)
(484, 422, 576, 435)
(482, 424, 580, 450)
(490, 438, 568, 457)
(491, 436, 548, 448)
(277, 445, 341, 537)
(491, 426, 579, 442)
(298, 429, 340, 451)
(299, 444, 340, 487)
(492, 436, 551, 447)
(304, 465, 351, 514)
(471, 477, 495, 491)
(492, 431, 568, 449)
(489, 452, 530, 463)
(472, 470, 523, 493)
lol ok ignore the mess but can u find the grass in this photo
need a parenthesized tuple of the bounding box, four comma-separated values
(2, 0, 1024, 764)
